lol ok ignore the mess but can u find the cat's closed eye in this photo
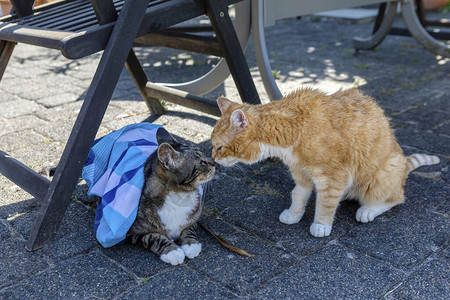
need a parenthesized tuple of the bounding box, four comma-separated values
(217, 146, 223, 151)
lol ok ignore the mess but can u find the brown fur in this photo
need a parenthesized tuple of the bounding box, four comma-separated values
(211, 88, 440, 237)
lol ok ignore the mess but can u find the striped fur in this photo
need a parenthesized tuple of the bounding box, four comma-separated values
(406, 154, 440, 172)
(211, 88, 441, 238)
(126, 128, 215, 265)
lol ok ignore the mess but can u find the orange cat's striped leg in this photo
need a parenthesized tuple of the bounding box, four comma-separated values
(279, 170, 314, 225)
(310, 175, 351, 237)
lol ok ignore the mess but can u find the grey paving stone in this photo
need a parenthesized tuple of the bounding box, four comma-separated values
(0, 90, 18, 102)
(0, 77, 44, 100)
(0, 115, 48, 136)
(339, 202, 449, 271)
(7, 201, 98, 263)
(187, 219, 296, 296)
(221, 191, 351, 258)
(0, 220, 11, 239)
(386, 258, 449, 300)
(0, 237, 49, 289)
(9, 141, 64, 172)
(395, 128, 450, 155)
(109, 100, 149, 115)
(34, 101, 83, 122)
(0, 99, 44, 119)
(35, 92, 80, 108)
(253, 244, 404, 300)
(101, 244, 172, 279)
(39, 111, 135, 145)
(391, 108, 449, 131)
(0, 251, 137, 299)
(205, 172, 254, 212)
(404, 174, 449, 210)
(0, 196, 39, 222)
(102, 114, 155, 133)
(33, 120, 76, 144)
(0, 129, 48, 152)
(120, 266, 238, 299)
(437, 242, 449, 262)
(0, 176, 40, 219)
(434, 121, 450, 137)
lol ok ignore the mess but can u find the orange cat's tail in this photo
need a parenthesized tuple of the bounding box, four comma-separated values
(406, 154, 440, 172)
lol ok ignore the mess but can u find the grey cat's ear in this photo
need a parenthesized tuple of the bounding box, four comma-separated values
(158, 143, 179, 169)
(217, 97, 238, 115)
(230, 109, 248, 130)
(156, 127, 179, 146)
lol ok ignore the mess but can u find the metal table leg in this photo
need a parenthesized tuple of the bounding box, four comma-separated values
(251, 0, 283, 101)
(353, 1, 398, 51)
(401, 0, 450, 58)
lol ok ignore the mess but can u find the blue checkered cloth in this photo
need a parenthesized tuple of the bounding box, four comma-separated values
(82, 123, 162, 247)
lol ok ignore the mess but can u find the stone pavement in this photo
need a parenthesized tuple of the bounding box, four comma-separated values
(0, 11, 449, 300)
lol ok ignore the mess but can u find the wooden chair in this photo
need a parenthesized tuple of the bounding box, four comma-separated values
(0, 0, 260, 251)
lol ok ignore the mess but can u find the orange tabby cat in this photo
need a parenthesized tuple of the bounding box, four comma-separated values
(211, 88, 440, 237)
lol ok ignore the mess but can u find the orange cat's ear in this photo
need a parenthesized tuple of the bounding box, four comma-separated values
(217, 97, 237, 115)
(230, 109, 248, 130)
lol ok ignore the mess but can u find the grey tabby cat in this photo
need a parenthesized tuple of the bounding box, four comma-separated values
(127, 128, 215, 265)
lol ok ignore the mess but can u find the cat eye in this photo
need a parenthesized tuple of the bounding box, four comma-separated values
(217, 146, 223, 151)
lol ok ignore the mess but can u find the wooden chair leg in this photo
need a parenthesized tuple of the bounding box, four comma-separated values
(0, 41, 16, 81)
(10, 0, 34, 18)
(204, 0, 260, 105)
(25, 0, 152, 251)
(125, 49, 166, 116)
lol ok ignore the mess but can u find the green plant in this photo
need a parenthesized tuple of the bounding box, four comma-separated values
(272, 70, 281, 79)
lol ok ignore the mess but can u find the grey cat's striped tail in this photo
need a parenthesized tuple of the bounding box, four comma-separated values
(406, 153, 440, 172)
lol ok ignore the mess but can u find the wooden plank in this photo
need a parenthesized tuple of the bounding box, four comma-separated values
(63, 0, 209, 59)
(0, 23, 74, 51)
(125, 50, 166, 116)
(145, 82, 221, 116)
(135, 31, 224, 57)
(0, 151, 51, 201)
(91, 0, 118, 25)
(23, 2, 92, 27)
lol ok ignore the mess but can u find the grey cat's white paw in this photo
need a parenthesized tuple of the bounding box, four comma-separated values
(310, 223, 332, 237)
(160, 248, 185, 265)
(279, 209, 303, 224)
(181, 243, 202, 259)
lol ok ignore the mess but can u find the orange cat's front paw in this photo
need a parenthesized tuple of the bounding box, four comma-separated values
(356, 203, 396, 223)
(356, 207, 376, 223)
(279, 209, 303, 224)
(310, 223, 332, 237)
